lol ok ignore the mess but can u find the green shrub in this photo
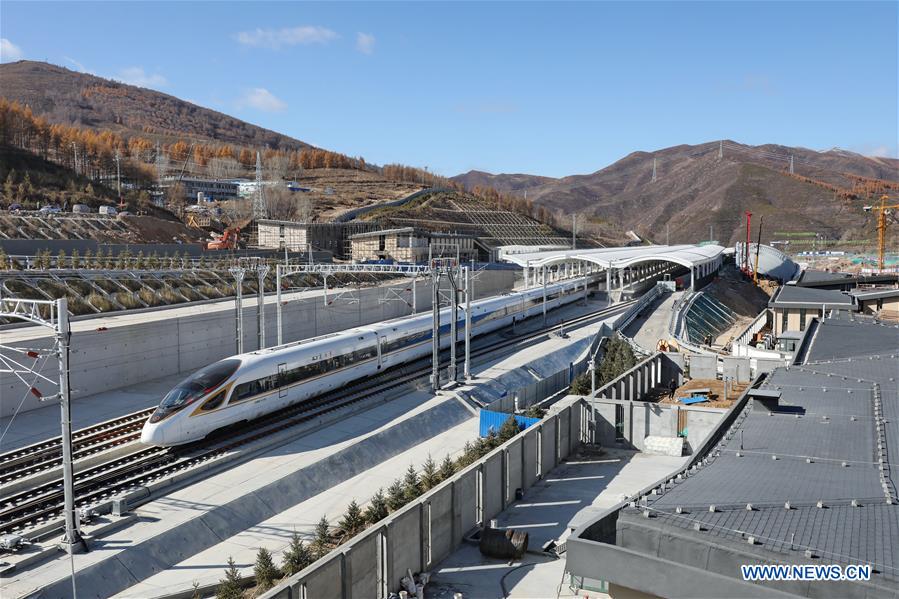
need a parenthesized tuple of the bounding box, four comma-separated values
(338, 500, 365, 539)
(281, 531, 312, 576)
(215, 556, 243, 599)
(438, 455, 456, 480)
(311, 516, 331, 559)
(386, 479, 406, 511)
(402, 465, 420, 502)
(420, 456, 439, 491)
(253, 547, 279, 592)
(364, 489, 388, 524)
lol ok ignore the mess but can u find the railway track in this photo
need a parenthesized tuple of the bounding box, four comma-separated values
(0, 409, 154, 486)
(0, 299, 634, 540)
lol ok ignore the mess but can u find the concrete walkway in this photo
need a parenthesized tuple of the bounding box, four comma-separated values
(425, 448, 688, 598)
(622, 291, 683, 353)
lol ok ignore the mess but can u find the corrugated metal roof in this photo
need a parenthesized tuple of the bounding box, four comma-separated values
(769, 285, 854, 308)
(625, 317, 899, 583)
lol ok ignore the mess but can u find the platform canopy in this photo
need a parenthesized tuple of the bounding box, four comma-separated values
(501, 244, 725, 271)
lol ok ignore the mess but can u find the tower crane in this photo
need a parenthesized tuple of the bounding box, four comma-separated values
(864, 195, 899, 271)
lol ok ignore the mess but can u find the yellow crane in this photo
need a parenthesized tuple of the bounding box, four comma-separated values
(865, 194, 899, 271)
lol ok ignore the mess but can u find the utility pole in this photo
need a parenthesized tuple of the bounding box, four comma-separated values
(257, 264, 269, 350)
(542, 266, 548, 326)
(276, 264, 283, 346)
(449, 266, 459, 383)
(114, 151, 122, 206)
(666, 223, 670, 246)
(587, 356, 597, 444)
(230, 266, 246, 354)
(57, 298, 85, 566)
(252, 152, 268, 222)
(718, 140, 723, 160)
(651, 157, 657, 182)
(464, 266, 472, 381)
(709, 224, 713, 242)
(789, 155, 794, 175)
(430, 268, 441, 391)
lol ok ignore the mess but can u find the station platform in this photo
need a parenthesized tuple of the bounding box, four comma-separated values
(426, 447, 688, 598)
(3, 294, 628, 598)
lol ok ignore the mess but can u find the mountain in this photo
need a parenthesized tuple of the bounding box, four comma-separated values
(0, 60, 311, 151)
(451, 170, 555, 196)
(453, 141, 899, 246)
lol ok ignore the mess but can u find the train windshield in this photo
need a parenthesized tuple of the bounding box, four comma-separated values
(156, 359, 240, 415)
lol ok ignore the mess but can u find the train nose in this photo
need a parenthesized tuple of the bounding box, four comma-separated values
(140, 420, 167, 446)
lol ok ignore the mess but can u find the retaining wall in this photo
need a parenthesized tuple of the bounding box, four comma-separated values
(260, 396, 586, 599)
(0, 271, 515, 417)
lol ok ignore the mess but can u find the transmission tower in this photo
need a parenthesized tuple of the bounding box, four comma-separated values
(651, 157, 657, 182)
(718, 140, 723, 160)
(252, 151, 268, 221)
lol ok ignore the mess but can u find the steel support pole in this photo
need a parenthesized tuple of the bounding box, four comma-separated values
(411, 276, 417, 315)
(588, 357, 597, 444)
(464, 266, 472, 381)
(542, 266, 547, 326)
(431, 270, 440, 391)
(450, 269, 458, 383)
(230, 268, 245, 354)
(276, 265, 283, 346)
(57, 298, 84, 560)
(257, 265, 269, 350)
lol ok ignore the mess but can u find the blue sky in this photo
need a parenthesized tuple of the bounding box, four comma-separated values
(2, 1, 896, 177)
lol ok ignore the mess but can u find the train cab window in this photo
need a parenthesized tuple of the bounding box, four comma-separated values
(200, 389, 227, 411)
(155, 359, 240, 419)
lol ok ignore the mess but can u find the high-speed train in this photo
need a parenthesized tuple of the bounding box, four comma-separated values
(141, 277, 587, 446)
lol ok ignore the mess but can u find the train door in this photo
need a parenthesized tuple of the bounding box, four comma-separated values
(278, 363, 287, 398)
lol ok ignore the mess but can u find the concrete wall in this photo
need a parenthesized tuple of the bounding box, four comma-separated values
(688, 354, 717, 380)
(585, 352, 724, 453)
(260, 396, 586, 599)
(0, 271, 515, 417)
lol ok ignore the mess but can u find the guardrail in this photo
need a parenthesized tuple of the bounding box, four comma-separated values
(613, 284, 667, 331)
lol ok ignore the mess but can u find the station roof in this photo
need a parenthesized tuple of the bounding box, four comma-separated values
(602, 316, 899, 594)
(769, 285, 854, 309)
(500, 244, 725, 270)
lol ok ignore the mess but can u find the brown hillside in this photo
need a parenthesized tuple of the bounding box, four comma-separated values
(0, 61, 311, 151)
(454, 141, 899, 247)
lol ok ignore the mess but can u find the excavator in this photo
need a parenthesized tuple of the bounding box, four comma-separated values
(206, 227, 241, 250)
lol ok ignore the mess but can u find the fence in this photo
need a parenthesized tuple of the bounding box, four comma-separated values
(261, 396, 587, 599)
